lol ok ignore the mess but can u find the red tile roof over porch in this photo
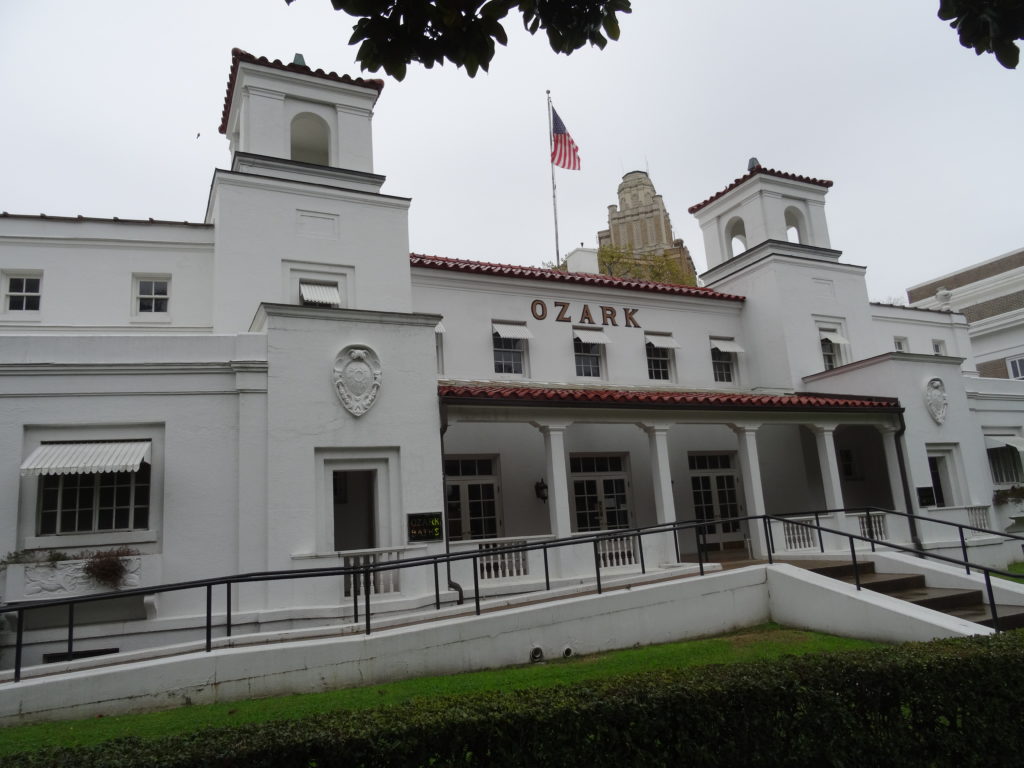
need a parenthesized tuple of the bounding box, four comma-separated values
(439, 383, 901, 412)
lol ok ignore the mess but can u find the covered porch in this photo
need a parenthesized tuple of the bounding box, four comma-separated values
(438, 383, 910, 590)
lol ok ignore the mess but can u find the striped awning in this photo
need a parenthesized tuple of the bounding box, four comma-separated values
(573, 328, 611, 345)
(492, 322, 534, 339)
(299, 281, 341, 307)
(985, 435, 1024, 452)
(20, 441, 152, 477)
(819, 331, 850, 345)
(645, 334, 680, 349)
(710, 339, 745, 354)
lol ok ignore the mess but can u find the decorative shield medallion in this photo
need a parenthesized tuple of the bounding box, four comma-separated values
(333, 345, 382, 416)
(924, 377, 948, 425)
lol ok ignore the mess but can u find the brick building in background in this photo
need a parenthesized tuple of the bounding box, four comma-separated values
(908, 247, 1024, 379)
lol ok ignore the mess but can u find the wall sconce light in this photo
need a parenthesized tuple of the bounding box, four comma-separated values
(534, 479, 549, 501)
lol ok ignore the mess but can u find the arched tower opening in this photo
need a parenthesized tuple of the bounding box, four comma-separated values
(726, 217, 747, 258)
(290, 112, 330, 166)
(784, 206, 806, 244)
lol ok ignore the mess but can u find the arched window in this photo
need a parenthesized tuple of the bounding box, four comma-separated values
(726, 217, 747, 258)
(290, 112, 330, 166)
(784, 206, 805, 244)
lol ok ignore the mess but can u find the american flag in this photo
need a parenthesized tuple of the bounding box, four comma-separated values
(551, 108, 581, 170)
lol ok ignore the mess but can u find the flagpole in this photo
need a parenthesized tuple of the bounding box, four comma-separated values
(547, 90, 561, 265)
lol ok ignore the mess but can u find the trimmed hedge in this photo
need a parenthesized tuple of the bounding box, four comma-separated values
(7, 631, 1024, 767)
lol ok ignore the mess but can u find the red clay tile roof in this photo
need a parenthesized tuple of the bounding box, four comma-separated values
(219, 48, 385, 134)
(688, 165, 834, 214)
(439, 383, 900, 412)
(410, 254, 745, 302)
(0, 212, 211, 227)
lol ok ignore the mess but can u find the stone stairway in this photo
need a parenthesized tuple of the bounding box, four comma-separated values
(797, 560, 1024, 630)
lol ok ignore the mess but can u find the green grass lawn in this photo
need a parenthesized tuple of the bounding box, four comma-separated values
(0, 623, 882, 756)
(995, 561, 1024, 583)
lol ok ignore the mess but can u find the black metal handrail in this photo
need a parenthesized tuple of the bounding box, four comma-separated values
(2, 506, 1022, 683)
(763, 512, 1019, 636)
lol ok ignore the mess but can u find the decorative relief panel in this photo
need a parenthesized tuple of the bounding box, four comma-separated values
(925, 378, 948, 425)
(23, 558, 141, 597)
(333, 345, 382, 416)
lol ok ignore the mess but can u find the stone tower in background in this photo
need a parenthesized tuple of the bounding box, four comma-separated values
(597, 171, 696, 280)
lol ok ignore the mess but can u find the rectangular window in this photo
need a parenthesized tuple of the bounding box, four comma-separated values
(135, 277, 169, 314)
(569, 454, 630, 532)
(574, 338, 601, 377)
(925, 446, 962, 508)
(38, 464, 151, 536)
(711, 348, 734, 383)
(493, 335, 525, 374)
(7, 275, 41, 311)
(988, 446, 1024, 485)
(894, 337, 908, 352)
(645, 333, 678, 381)
(646, 344, 671, 380)
(932, 339, 947, 356)
(1009, 357, 1024, 379)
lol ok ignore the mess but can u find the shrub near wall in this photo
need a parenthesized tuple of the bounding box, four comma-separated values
(8, 632, 1024, 768)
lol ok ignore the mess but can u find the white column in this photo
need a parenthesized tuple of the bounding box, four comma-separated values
(535, 421, 574, 540)
(877, 425, 906, 513)
(639, 422, 678, 564)
(812, 425, 845, 510)
(640, 424, 676, 526)
(731, 424, 769, 558)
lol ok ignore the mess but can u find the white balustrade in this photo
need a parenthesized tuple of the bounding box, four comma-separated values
(341, 548, 403, 597)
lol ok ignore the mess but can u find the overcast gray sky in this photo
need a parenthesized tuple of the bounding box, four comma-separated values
(1, 1, 1021, 301)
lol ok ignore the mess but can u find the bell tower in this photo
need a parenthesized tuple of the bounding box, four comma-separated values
(689, 159, 834, 270)
(219, 48, 383, 175)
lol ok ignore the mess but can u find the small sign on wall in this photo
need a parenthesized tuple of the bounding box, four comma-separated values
(407, 513, 443, 542)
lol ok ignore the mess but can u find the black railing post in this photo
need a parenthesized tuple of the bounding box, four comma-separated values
(673, 524, 681, 563)
(543, 544, 550, 591)
(472, 555, 481, 615)
(363, 568, 371, 635)
(959, 527, 971, 575)
(762, 518, 774, 565)
(225, 583, 232, 638)
(637, 531, 646, 574)
(14, 608, 24, 683)
(593, 539, 603, 595)
(352, 567, 359, 624)
(984, 570, 1001, 632)
(697, 523, 705, 576)
(205, 584, 213, 652)
(849, 538, 861, 590)
(433, 561, 441, 610)
(67, 602, 75, 658)
(815, 511, 824, 552)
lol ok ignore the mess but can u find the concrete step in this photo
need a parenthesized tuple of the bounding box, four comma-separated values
(798, 560, 876, 580)
(945, 603, 1024, 630)
(884, 586, 984, 611)
(853, 572, 926, 593)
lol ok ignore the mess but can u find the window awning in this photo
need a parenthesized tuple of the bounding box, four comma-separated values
(645, 334, 680, 349)
(819, 331, 850, 345)
(299, 281, 341, 307)
(710, 339, 744, 354)
(492, 322, 534, 339)
(985, 435, 1024, 452)
(573, 328, 611, 345)
(20, 441, 152, 477)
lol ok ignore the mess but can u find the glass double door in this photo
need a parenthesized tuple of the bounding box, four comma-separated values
(689, 454, 744, 550)
(570, 455, 630, 532)
(444, 456, 501, 540)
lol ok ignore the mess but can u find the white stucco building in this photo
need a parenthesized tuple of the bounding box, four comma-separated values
(2, 49, 1023, 667)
